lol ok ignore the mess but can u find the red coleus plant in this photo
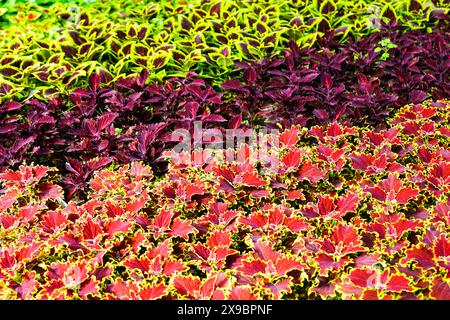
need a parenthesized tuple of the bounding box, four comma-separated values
(364, 174, 420, 206)
(0, 100, 449, 300)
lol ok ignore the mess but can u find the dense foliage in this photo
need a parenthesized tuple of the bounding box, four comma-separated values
(0, 0, 449, 300)
(0, 0, 449, 101)
(1, 22, 448, 193)
(1, 100, 449, 299)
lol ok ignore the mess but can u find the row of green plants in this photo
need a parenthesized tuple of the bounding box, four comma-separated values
(0, 0, 449, 101)
(0, 100, 449, 299)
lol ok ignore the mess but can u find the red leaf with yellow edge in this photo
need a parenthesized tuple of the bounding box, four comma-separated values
(82, 218, 103, 241)
(17, 204, 40, 224)
(214, 247, 238, 262)
(199, 273, 229, 300)
(434, 235, 450, 258)
(139, 283, 167, 300)
(153, 209, 174, 231)
(298, 161, 325, 184)
(0, 171, 22, 184)
(355, 253, 380, 268)
(236, 259, 267, 275)
(316, 253, 350, 276)
(163, 259, 186, 276)
(283, 216, 309, 233)
(238, 212, 266, 229)
(311, 281, 335, 299)
(386, 275, 412, 292)
(206, 230, 232, 249)
(318, 194, 334, 217)
(125, 197, 147, 213)
(173, 275, 202, 298)
(15, 271, 38, 299)
(41, 210, 68, 233)
(430, 278, 450, 300)
(0, 190, 19, 211)
(0, 249, 17, 274)
(50, 231, 85, 251)
(16, 242, 41, 263)
(109, 278, 139, 300)
(380, 174, 403, 193)
(38, 183, 63, 200)
(239, 171, 266, 187)
(265, 277, 292, 300)
(123, 256, 151, 274)
(331, 224, 361, 247)
(337, 192, 359, 214)
(280, 126, 300, 147)
(361, 290, 380, 300)
(282, 149, 301, 170)
(349, 269, 375, 288)
(268, 206, 284, 226)
(184, 182, 206, 201)
(229, 286, 258, 300)
(396, 187, 419, 204)
(0, 215, 17, 229)
(146, 240, 172, 260)
(197, 202, 240, 230)
(402, 245, 435, 269)
(285, 190, 305, 201)
(350, 154, 374, 171)
(169, 218, 195, 240)
(366, 187, 386, 202)
(275, 256, 306, 275)
(104, 219, 131, 238)
(253, 240, 281, 262)
(79, 278, 100, 298)
(393, 219, 422, 237)
(434, 235, 450, 271)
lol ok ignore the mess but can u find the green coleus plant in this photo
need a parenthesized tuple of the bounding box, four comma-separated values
(0, 0, 448, 102)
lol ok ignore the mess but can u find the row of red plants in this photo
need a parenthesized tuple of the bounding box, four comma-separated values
(1, 23, 448, 201)
(1, 100, 449, 299)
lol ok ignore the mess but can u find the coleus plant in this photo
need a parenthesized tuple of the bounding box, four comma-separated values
(0, 99, 449, 299)
(0, 0, 449, 102)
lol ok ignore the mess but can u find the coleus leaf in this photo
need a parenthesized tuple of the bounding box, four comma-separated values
(280, 126, 300, 147)
(169, 218, 195, 241)
(173, 275, 201, 299)
(237, 171, 266, 188)
(139, 283, 167, 300)
(104, 219, 132, 238)
(298, 161, 326, 184)
(431, 278, 450, 300)
(82, 218, 104, 241)
(221, 79, 244, 90)
(229, 286, 258, 300)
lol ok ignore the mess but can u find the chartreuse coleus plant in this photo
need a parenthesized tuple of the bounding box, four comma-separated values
(0, 0, 449, 102)
(0, 99, 449, 299)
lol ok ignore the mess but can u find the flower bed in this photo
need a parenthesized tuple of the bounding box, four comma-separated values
(1, 100, 449, 299)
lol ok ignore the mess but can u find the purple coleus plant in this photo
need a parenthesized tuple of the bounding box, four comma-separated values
(222, 22, 449, 127)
